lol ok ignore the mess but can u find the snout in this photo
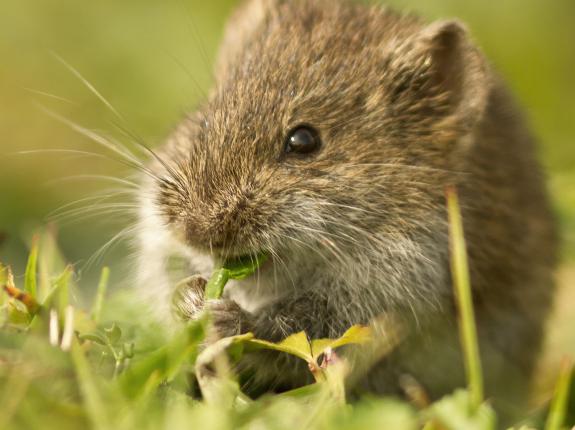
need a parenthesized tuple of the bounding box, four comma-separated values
(184, 191, 257, 253)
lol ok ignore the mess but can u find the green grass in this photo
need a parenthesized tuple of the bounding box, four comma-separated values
(0, 191, 572, 430)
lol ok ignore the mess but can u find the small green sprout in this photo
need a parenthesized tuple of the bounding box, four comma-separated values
(205, 253, 269, 300)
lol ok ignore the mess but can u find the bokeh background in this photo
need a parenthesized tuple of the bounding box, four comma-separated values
(0, 0, 573, 383)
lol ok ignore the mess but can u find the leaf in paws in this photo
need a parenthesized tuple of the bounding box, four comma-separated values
(222, 253, 269, 280)
(204, 252, 269, 300)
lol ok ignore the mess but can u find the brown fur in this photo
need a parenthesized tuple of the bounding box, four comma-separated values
(137, 0, 557, 419)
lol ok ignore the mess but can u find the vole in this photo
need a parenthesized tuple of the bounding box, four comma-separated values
(136, 0, 557, 417)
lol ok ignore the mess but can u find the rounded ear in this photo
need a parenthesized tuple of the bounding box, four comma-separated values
(215, 0, 285, 82)
(387, 20, 491, 137)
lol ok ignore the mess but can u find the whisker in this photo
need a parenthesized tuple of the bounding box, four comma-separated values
(339, 161, 469, 176)
(84, 224, 141, 271)
(50, 51, 124, 121)
(112, 120, 190, 193)
(47, 191, 137, 218)
(35, 104, 160, 181)
(22, 87, 78, 105)
(13, 149, 108, 160)
(166, 52, 208, 101)
(49, 205, 139, 224)
(271, 229, 342, 284)
(46, 175, 140, 189)
(179, 0, 214, 78)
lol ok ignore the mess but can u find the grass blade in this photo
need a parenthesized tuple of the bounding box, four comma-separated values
(41, 265, 73, 309)
(0, 263, 9, 306)
(24, 235, 39, 298)
(545, 357, 573, 430)
(91, 266, 110, 323)
(70, 340, 109, 430)
(57, 265, 73, 316)
(446, 186, 484, 411)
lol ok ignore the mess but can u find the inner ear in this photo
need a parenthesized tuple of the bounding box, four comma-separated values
(409, 20, 490, 132)
(424, 21, 466, 108)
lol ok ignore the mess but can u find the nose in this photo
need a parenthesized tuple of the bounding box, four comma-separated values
(185, 191, 251, 250)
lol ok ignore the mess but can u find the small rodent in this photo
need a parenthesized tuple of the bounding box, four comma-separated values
(136, 0, 557, 417)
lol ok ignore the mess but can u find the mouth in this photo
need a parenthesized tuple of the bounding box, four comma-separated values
(202, 251, 270, 300)
(221, 251, 270, 273)
(206, 241, 270, 262)
(213, 251, 271, 283)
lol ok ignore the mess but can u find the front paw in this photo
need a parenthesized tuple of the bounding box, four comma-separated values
(207, 299, 253, 340)
(171, 275, 207, 322)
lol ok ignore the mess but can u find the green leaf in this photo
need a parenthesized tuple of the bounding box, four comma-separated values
(24, 235, 39, 299)
(104, 323, 122, 345)
(120, 319, 205, 399)
(427, 389, 496, 430)
(277, 383, 322, 399)
(246, 326, 372, 364)
(57, 266, 73, 317)
(37, 226, 67, 300)
(332, 398, 418, 430)
(195, 332, 255, 407)
(41, 265, 73, 310)
(78, 332, 108, 346)
(7, 301, 32, 325)
(311, 325, 372, 361)
(204, 253, 269, 300)
(223, 253, 269, 280)
(122, 342, 135, 359)
(72, 308, 97, 336)
(205, 268, 230, 301)
(246, 331, 314, 363)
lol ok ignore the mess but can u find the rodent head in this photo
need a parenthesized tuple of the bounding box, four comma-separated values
(148, 0, 490, 284)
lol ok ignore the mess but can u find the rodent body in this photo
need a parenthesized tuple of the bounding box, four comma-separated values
(136, 0, 557, 417)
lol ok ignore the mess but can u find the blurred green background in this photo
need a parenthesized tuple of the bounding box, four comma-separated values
(0, 0, 573, 365)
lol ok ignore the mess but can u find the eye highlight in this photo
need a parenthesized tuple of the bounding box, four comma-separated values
(284, 126, 322, 155)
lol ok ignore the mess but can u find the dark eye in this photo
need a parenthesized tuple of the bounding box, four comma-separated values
(284, 126, 322, 155)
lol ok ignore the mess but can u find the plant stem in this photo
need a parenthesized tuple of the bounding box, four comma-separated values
(205, 268, 230, 300)
(446, 186, 484, 411)
(91, 267, 110, 323)
(545, 357, 573, 430)
(24, 235, 39, 299)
